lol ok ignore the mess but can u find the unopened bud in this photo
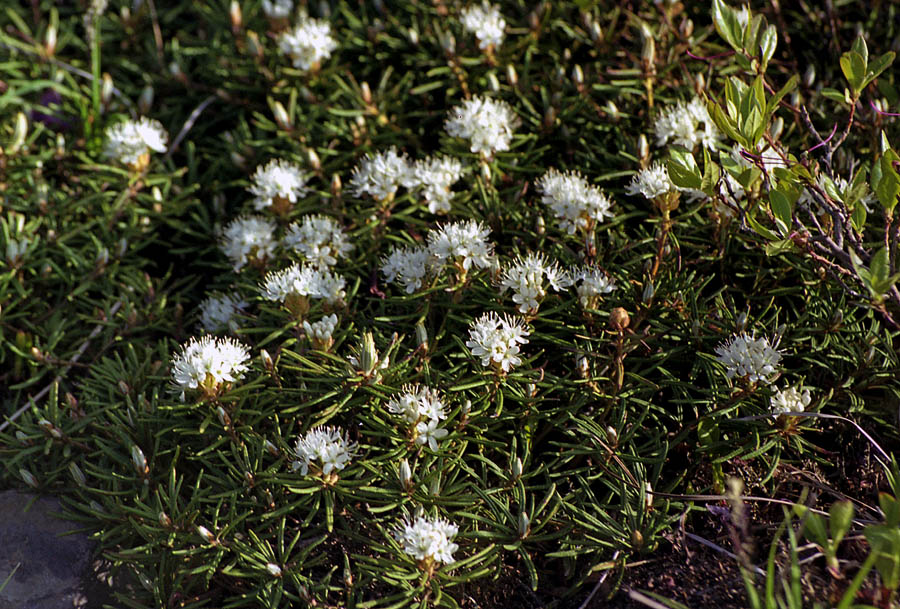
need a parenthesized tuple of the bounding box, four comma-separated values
(261, 348, 274, 372)
(578, 356, 589, 377)
(518, 511, 531, 538)
(695, 72, 706, 93)
(101, 73, 114, 106)
(10, 112, 27, 155)
(572, 64, 584, 85)
(642, 281, 655, 304)
(131, 445, 148, 476)
(802, 65, 816, 88)
(408, 27, 419, 45)
(679, 18, 693, 39)
(68, 462, 86, 486)
(415, 322, 428, 351)
(645, 482, 654, 510)
(642, 35, 655, 66)
(735, 311, 748, 333)
(246, 30, 263, 58)
(217, 406, 229, 427)
(20, 468, 38, 488)
(610, 307, 630, 331)
(265, 440, 279, 456)
(606, 425, 618, 446)
(307, 147, 321, 171)
(511, 457, 523, 480)
(440, 32, 455, 54)
(605, 100, 619, 120)
(638, 134, 649, 162)
(229, 0, 242, 31)
(399, 459, 413, 492)
(487, 71, 500, 93)
(158, 511, 172, 528)
(266, 563, 282, 577)
(45, 22, 57, 57)
(526, 383, 537, 398)
(138, 85, 154, 114)
(197, 525, 216, 543)
(39, 418, 63, 439)
(506, 64, 518, 87)
(769, 116, 784, 141)
(429, 474, 441, 496)
(481, 162, 491, 181)
(360, 81, 372, 105)
(272, 101, 291, 130)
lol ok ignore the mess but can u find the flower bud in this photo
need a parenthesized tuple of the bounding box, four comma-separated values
(645, 481, 654, 510)
(15, 431, 28, 444)
(266, 563, 283, 578)
(606, 425, 618, 446)
(260, 348, 274, 372)
(407, 27, 419, 45)
(138, 85, 154, 114)
(487, 71, 500, 93)
(360, 81, 372, 105)
(265, 440, 279, 456)
(605, 100, 620, 120)
(590, 20, 603, 43)
(245, 30, 263, 59)
(578, 356, 589, 378)
(638, 134, 649, 163)
(45, 22, 58, 57)
(68, 462, 87, 486)
(197, 525, 216, 544)
(272, 101, 291, 130)
(20, 468, 38, 488)
(641, 35, 656, 66)
(399, 459, 413, 492)
(229, 1, 242, 31)
(506, 64, 518, 87)
(802, 65, 816, 88)
(440, 32, 456, 54)
(331, 173, 342, 197)
(769, 117, 784, 141)
(735, 311, 748, 333)
(131, 445, 148, 476)
(572, 64, 584, 85)
(518, 511, 531, 538)
(39, 418, 63, 439)
(415, 322, 428, 352)
(307, 148, 321, 171)
(511, 457, 523, 480)
(217, 406, 230, 427)
(429, 474, 441, 496)
(101, 73, 114, 107)
(610, 307, 630, 332)
(10, 112, 28, 155)
(158, 511, 172, 528)
(526, 383, 537, 398)
(679, 18, 693, 39)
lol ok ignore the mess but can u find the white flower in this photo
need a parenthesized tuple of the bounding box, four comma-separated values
(626, 162, 676, 200)
(248, 159, 309, 212)
(220, 215, 278, 271)
(460, 2, 506, 50)
(411, 156, 464, 214)
(498, 252, 573, 315)
(575, 268, 617, 309)
(103, 117, 168, 167)
(381, 245, 434, 294)
(303, 313, 338, 349)
(260, 263, 346, 306)
(394, 515, 459, 564)
(770, 385, 811, 415)
(291, 427, 357, 477)
(715, 332, 783, 385)
(199, 292, 248, 333)
(262, 0, 292, 19)
(278, 15, 337, 71)
(653, 97, 720, 150)
(171, 336, 250, 399)
(350, 147, 415, 201)
(445, 96, 519, 157)
(466, 312, 530, 372)
(537, 168, 615, 234)
(428, 220, 495, 273)
(415, 418, 449, 451)
(283, 215, 352, 268)
(387, 385, 448, 425)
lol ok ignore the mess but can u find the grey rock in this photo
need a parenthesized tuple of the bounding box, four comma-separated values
(0, 490, 122, 609)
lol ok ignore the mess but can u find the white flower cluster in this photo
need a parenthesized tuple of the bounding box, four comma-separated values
(445, 96, 519, 157)
(715, 332, 783, 385)
(395, 515, 459, 564)
(428, 220, 495, 273)
(284, 215, 352, 268)
(653, 97, 720, 150)
(261, 263, 346, 306)
(770, 385, 811, 415)
(626, 162, 676, 200)
(220, 215, 278, 271)
(537, 168, 615, 234)
(291, 426, 357, 477)
(466, 312, 530, 373)
(387, 386, 449, 451)
(303, 313, 338, 350)
(460, 1, 506, 50)
(381, 245, 434, 294)
(278, 15, 337, 71)
(103, 117, 168, 167)
(412, 156, 464, 214)
(247, 159, 309, 212)
(499, 253, 573, 315)
(199, 292, 248, 333)
(574, 268, 617, 309)
(171, 336, 250, 399)
(350, 147, 415, 201)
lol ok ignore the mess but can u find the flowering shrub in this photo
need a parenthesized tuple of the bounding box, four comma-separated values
(2, 1, 900, 608)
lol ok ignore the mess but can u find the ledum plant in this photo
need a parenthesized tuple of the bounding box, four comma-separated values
(670, 0, 900, 328)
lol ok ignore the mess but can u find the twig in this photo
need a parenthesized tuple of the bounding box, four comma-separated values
(0, 300, 122, 433)
(683, 531, 766, 576)
(577, 550, 619, 609)
(164, 95, 218, 158)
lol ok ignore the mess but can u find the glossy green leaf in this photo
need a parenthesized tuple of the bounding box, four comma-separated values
(667, 147, 701, 190)
(712, 0, 743, 52)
